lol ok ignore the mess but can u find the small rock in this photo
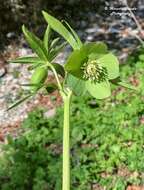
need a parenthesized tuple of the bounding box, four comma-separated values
(6, 32, 16, 39)
(86, 35, 94, 41)
(127, 185, 144, 190)
(44, 108, 56, 118)
(0, 67, 6, 78)
(86, 27, 98, 33)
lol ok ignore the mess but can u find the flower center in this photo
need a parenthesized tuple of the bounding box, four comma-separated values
(81, 60, 107, 82)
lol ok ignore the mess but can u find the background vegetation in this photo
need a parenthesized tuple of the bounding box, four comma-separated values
(0, 48, 144, 189)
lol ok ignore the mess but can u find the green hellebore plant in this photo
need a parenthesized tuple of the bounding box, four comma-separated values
(8, 11, 137, 190)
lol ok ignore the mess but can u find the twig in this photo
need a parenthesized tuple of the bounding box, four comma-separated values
(123, 0, 144, 37)
(121, 0, 144, 46)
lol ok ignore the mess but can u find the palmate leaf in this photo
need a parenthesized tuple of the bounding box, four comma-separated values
(9, 56, 45, 64)
(7, 94, 32, 111)
(86, 80, 111, 99)
(43, 25, 51, 52)
(22, 25, 48, 61)
(42, 11, 80, 50)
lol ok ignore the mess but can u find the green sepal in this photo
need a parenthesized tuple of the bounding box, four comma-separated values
(83, 42, 108, 58)
(65, 48, 87, 78)
(66, 74, 86, 96)
(86, 80, 111, 99)
(98, 53, 119, 80)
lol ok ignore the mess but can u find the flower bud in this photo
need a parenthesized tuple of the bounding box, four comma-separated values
(31, 67, 48, 91)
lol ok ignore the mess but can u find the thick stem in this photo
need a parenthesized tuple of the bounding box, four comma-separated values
(62, 89, 72, 190)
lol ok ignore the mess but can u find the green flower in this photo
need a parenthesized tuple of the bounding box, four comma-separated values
(65, 42, 119, 99)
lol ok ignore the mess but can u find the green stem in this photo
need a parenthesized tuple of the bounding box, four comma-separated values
(50, 65, 63, 91)
(46, 61, 63, 92)
(62, 89, 72, 190)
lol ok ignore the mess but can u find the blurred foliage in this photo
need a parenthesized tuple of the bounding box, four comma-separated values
(0, 49, 144, 189)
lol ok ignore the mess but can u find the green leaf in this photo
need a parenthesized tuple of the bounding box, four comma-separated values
(139, 54, 144, 61)
(9, 56, 45, 64)
(20, 83, 42, 87)
(110, 77, 137, 90)
(118, 81, 137, 90)
(22, 25, 48, 61)
(98, 53, 119, 80)
(86, 80, 111, 99)
(49, 42, 67, 61)
(62, 20, 83, 48)
(72, 126, 83, 141)
(65, 48, 87, 78)
(7, 94, 32, 111)
(42, 11, 79, 50)
(43, 25, 51, 52)
(66, 74, 86, 96)
(28, 63, 44, 71)
(52, 63, 65, 77)
(50, 37, 60, 49)
(45, 83, 58, 93)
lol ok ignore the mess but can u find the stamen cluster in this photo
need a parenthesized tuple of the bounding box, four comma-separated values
(81, 60, 108, 83)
